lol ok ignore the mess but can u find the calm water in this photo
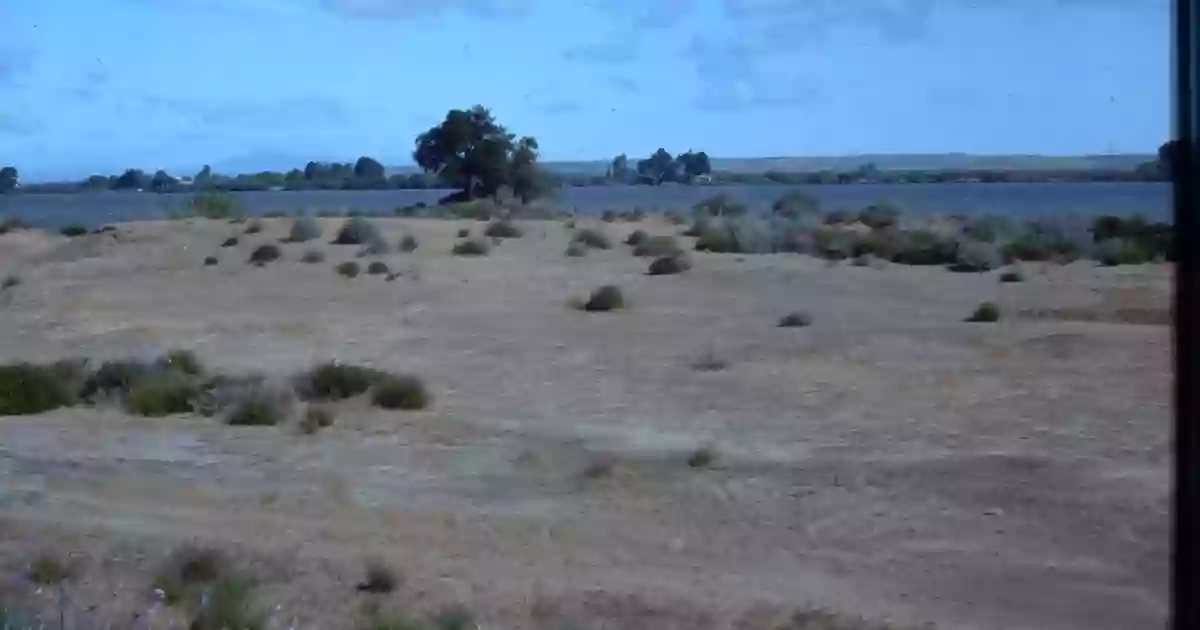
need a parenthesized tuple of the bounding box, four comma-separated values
(0, 182, 1170, 230)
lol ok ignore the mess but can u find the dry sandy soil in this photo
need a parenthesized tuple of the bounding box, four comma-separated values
(0, 217, 1171, 630)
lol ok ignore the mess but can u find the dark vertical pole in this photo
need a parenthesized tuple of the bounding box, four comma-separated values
(1175, 1, 1198, 629)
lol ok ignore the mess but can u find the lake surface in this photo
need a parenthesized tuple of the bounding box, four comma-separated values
(0, 182, 1170, 230)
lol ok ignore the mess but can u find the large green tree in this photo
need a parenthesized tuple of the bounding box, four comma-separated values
(413, 105, 541, 202)
(353, 156, 385, 180)
(0, 166, 17, 193)
(114, 168, 149, 190)
(676, 150, 711, 181)
(637, 149, 677, 185)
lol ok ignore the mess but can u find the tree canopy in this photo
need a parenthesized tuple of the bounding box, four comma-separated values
(0, 166, 17, 193)
(412, 105, 544, 202)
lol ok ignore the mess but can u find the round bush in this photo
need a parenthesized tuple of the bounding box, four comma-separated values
(301, 249, 325, 263)
(357, 233, 391, 257)
(778, 312, 813, 328)
(298, 362, 384, 400)
(300, 405, 334, 434)
(584, 285, 625, 312)
(0, 364, 78, 415)
(625, 230, 647, 246)
(367, 261, 390, 275)
(226, 398, 285, 426)
(221, 237, 239, 248)
(694, 226, 738, 253)
(288, 216, 322, 243)
(399, 234, 419, 252)
(127, 373, 200, 417)
(59, 224, 88, 237)
(243, 219, 264, 235)
(457, 228, 471, 238)
(648, 254, 692, 275)
(371, 374, 432, 410)
(948, 240, 1000, 272)
(248, 244, 281, 264)
(573, 228, 612, 250)
(204, 256, 218, 266)
(565, 242, 588, 257)
(999, 270, 1024, 283)
(335, 261, 360, 278)
(966, 302, 1001, 323)
(484, 220, 523, 239)
(452, 238, 491, 257)
(633, 235, 683, 257)
(334, 217, 382, 245)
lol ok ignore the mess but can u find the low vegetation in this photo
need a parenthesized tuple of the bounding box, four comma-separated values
(1000, 270, 1024, 283)
(59, 224, 88, 237)
(0, 363, 79, 415)
(583, 285, 625, 312)
(300, 405, 334, 434)
(371, 374, 433, 410)
(648, 254, 692, 275)
(248, 244, 282, 264)
(189, 193, 241, 219)
(297, 362, 385, 401)
(301, 249, 326, 263)
(625, 229, 647, 246)
(687, 446, 718, 468)
(204, 255, 218, 266)
(357, 559, 399, 594)
(633, 235, 683, 257)
(243, 219, 264, 234)
(966, 302, 1001, 323)
(334, 216, 382, 245)
(336, 261, 361, 278)
(399, 234, 419, 252)
(778, 312, 813, 328)
(221, 236, 239, 247)
(28, 552, 73, 585)
(288, 216, 322, 242)
(565, 241, 588, 257)
(226, 395, 287, 426)
(572, 227, 612, 250)
(452, 238, 491, 257)
(457, 228, 471, 238)
(484, 219, 523, 239)
(367, 261, 390, 275)
(2, 274, 20, 289)
(127, 372, 201, 416)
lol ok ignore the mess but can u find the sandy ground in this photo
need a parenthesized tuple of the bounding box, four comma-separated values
(0, 217, 1171, 630)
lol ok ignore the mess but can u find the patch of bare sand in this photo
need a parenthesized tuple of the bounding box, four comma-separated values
(0, 218, 1170, 630)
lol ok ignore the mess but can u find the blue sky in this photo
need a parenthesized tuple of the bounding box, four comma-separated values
(0, 0, 1170, 180)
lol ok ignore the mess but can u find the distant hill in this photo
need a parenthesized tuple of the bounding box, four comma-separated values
(384, 153, 1155, 178)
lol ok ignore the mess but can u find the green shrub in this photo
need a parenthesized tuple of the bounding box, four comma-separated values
(127, 372, 200, 416)
(300, 405, 334, 434)
(573, 227, 612, 250)
(371, 374, 432, 410)
(301, 249, 325, 263)
(59, 224, 88, 237)
(772, 190, 820, 219)
(358, 233, 391, 257)
(248, 244, 281, 264)
(694, 226, 738, 253)
(1003, 232, 1082, 263)
(583, 285, 625, 312)
(1096, 238, 1151, 266)
(693, 193, 748, 218)
(947, 240, 1000, 272)
(484, 219, 523, 239)
(29, 553, 73, 585)
(334, 217, 382, 245)
(357, 560, 399, 594)
(336, 261, 361, 278)
(297, 362, 384, 401)
(221, 237, 239, 247)
(157, 349, 205, 376)
(858, 201, 900, 229)
(2, 274, 21, 289)
(81, 359, 149, 399)
(288, 216, 322, 242)
(204, 256, 218, 266)
(686, 446, 717, 469)
(227, 397, 286, 426)
(1000, 270, 1024, 283)
(189, 193, 241, 219)
(648, 254, 692, 275)
(565, 242, 588, 257)
(187, 575, 264, 630)
(0, 363, 78, 415)
(452, 238, 491, 257)
(399, 234, 419, 252)
(682, 216, 710, 238)
(0, 217, 30, 234)
(633, 235, 682, 257)
(966, 302, 1001, 323)
(457, 228, 470, 238)
(367, 261, 390, 275)
(243, 219, 264, 235)
(778, 312, 813, 328)
(625, 229, 647, 246)
(892, 230, 957, 266)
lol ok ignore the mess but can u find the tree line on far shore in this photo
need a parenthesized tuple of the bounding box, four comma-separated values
(0, 118, 1177, 198)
